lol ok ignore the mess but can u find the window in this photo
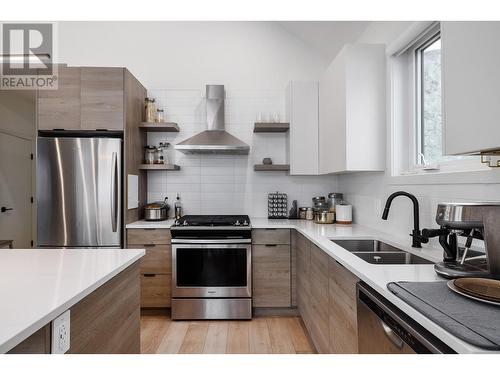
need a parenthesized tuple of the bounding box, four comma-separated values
(416, 35, 444, 165)
(390, 23, 482, 176)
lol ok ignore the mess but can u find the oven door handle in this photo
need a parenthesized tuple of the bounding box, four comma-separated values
(171, 239, 251, 244)
(172, 243, 252, 250)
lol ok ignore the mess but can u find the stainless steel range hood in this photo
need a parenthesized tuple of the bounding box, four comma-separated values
(174, 85, 250, 155)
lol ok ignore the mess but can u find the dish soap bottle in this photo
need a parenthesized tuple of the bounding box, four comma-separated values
(174, 193, 183, 220)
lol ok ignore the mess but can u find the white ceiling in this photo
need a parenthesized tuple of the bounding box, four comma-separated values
(276, 21, 371, 61)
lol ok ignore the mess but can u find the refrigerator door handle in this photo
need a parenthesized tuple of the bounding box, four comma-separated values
(111, 152, 118, 232)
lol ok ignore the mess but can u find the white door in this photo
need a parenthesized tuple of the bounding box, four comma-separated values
(0, 132, 33, 248)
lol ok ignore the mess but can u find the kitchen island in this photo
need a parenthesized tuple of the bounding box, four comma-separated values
(0, 248, 145, 354)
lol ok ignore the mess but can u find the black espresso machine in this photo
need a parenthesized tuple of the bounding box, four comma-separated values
(422, 202, 500, 279)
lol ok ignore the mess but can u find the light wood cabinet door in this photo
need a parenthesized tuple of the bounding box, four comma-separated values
(37, 65, 81, 130)
(81, 67, 124, 130)
(295, 232, 313, 335)
(140, 274, 171, 308)
(329, 258, 359, 353)
(252, 244, 291, 307)
(309, 244, 330, 353)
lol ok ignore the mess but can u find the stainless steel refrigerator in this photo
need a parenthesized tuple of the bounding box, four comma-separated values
(36, 136, 122, 248)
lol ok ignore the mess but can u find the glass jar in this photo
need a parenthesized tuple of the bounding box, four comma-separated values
(328, 193, 344, 217)
(305, 207, 314, 220)
(144, 146, 155, 164)
(145, 97, 156, 123)
(157, 142, 169, 164)
(299, 207, 308, 220)
(156, 109, 164, 123)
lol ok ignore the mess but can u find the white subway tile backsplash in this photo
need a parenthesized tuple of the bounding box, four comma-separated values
(146, 88, 338, 215)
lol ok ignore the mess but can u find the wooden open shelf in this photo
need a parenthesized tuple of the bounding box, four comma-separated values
(139, 122, 180, 132)
(138, 164, 181, 171)
(253, 122, 290, 133)
(253, 164, 290, 171)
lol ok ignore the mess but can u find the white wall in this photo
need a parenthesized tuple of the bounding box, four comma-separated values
(146, 87, 338, 216)
(338, 22, 500, 249)
(58, 22, 328, 89)
(57, 22, 338, 216)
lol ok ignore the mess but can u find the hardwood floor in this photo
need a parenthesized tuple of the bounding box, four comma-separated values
(140, 315, 316, 354)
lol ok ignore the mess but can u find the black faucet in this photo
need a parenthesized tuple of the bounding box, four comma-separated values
(381, 191, 428, 248)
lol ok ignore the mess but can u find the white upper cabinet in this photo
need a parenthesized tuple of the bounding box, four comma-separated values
(318, 44, 386, 174)
(286, 81, 319, 175)
(442, 22, 500, 155)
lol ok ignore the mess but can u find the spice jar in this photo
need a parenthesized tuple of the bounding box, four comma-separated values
(299, 207, 308, 220)
(144, 146, 156, 164)
(145, 97, 156, 123)
(156, 109, 164, 123)
(157, 142, 169, 164)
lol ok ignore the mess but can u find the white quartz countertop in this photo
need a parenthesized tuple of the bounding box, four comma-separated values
(0, 248, 145, 353)
(126, 217, 496, 353)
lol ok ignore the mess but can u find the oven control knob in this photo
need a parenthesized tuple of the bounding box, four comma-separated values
(183, 220, 188, 226)
(235, 220, 240, 226)
(243, 220, 248, 226)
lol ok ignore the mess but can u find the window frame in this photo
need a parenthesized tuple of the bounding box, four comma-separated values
(406, 25, 485, 173)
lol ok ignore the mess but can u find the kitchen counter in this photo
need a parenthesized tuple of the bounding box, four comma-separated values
(0, 248, 145, 353)
(126, 218, 495, 353)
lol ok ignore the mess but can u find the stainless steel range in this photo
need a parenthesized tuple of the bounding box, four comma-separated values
(170, 215, 252, 320)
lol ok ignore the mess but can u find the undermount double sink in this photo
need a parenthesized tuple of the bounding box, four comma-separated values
(331, 239, 434, 265)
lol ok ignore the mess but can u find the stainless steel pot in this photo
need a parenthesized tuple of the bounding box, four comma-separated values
(144, 197, 169, 221)
(314, 210, 334, 224)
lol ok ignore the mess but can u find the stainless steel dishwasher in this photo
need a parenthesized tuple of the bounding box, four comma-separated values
(357, 282, 455, 354)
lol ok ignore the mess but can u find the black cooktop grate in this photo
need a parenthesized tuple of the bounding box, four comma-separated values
(174, 215, 250, 227)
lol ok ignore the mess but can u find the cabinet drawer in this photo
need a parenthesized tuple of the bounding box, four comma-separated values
(252, 229, 290, 245)
(127, 228, 171, 245)
(140, 274, 171, 308)
(138, 244, 171, 275)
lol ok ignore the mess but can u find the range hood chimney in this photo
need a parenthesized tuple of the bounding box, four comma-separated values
(174, 85, 250, 155)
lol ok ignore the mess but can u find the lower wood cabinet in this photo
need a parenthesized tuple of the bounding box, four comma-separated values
(295, 231, 313, 335)
(252, 244, 291, 307)
(140, 274, 171, 308)
(293, 229, 360, 354)
(310, 244, 331, 353)
(127, 228, 172, 308)
(329, 257, 359, 353)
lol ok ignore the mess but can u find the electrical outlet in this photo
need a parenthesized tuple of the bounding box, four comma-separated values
(51, 310, 70, 354)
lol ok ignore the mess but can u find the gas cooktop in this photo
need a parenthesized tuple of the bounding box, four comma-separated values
(172, 215, 250, 227)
